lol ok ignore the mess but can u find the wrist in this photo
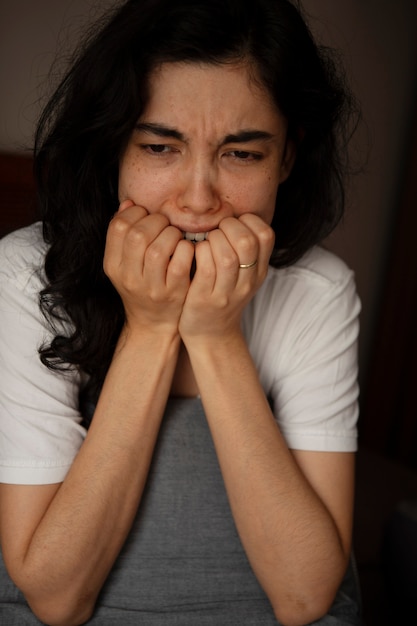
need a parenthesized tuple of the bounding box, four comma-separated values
(117, 322, 181, 355)
(182, 327, 245, 357)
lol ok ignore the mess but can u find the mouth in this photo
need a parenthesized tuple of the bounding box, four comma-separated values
(182, 231, 209, 243)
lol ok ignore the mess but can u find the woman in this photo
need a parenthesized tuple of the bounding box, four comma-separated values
(0, 0, 362, 624)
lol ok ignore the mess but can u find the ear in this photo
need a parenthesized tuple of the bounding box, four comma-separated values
(279, 137, 297, 183)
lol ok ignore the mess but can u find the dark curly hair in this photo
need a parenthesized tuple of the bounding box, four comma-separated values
(35, 0, 359, 400)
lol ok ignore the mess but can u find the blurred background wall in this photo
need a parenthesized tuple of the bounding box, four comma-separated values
(1, 0, 417, 466)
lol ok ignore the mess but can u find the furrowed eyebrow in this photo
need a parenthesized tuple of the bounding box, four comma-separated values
(135, 122, 185, 141)
(222, 130, 275, 144)
(135, 123, 275, 145)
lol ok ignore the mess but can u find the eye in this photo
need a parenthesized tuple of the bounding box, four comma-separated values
(227, 150, 263, 162)
(141, 144, 176, 155)
(144, 144, 166, 154)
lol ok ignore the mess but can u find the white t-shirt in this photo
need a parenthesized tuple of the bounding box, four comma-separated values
(0, 223, 360, 485)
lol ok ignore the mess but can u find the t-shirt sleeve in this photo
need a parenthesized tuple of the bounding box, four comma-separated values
(274, 271, 360, 451)
(0, 239, 86, 485)
(246, 250, 361, 452)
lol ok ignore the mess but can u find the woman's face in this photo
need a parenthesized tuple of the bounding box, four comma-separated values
(119, 61, 295, 238)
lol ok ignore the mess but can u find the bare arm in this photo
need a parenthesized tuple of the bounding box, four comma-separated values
(185, 334, 354, 626)
(1, 328, 179, 625)
(0, 204, 194, 626)
(179, 214, 355, 626)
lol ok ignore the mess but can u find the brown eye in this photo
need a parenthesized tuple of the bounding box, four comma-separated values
(228, 150, 263, 162)
(146, 144, 169, 153)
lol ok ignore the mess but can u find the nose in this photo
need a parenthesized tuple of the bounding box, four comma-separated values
(178, 158, 221, 215)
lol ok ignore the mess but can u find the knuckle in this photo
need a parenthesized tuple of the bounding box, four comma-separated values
(237, 232, 257, 257)
(199, 263, 215, 280)
(219, 252, 237, 272)
(146, 243, 164, 263)
(148, 287, 162, 302)
(169, 258, 190, 279)
(126, 224, 147, 246)
(259, 223, 275, 246)
(168, 264, 184, 280)
(110, 214, 130, 236)
(216, 294, 229, 309)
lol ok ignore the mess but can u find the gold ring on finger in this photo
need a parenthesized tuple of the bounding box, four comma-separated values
(239, 260, 258, 269)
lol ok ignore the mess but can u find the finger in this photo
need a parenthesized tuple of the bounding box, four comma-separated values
(107, 205, 149, 254)
(205, 228, 240, 294)
(218, 216, 259, 270)
(105, 209, 166, 280)
(237, 213, 275, 272)
(143, 225, 186, 284)
(104, 205, 147, 278)
(191, 240, 216, 294)
(121, 213, 172, 274)
(166, 239, 195, 288)
(118, 199, 135, 212)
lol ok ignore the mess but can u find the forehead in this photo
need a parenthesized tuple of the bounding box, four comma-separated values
(141, 61, 285, 134)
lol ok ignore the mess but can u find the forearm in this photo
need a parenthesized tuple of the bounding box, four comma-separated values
(185, 331, 350, 625)
(18, 328, 181, 624)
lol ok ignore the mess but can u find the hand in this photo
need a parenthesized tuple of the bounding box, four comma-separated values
(104, 201, 195, 334)
(179, 214, 274, 341)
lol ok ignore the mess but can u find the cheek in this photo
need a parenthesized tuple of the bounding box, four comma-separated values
(231, 177, 278, 225)
(118, 159, 168, 207)
(118, 158, 138, 202)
